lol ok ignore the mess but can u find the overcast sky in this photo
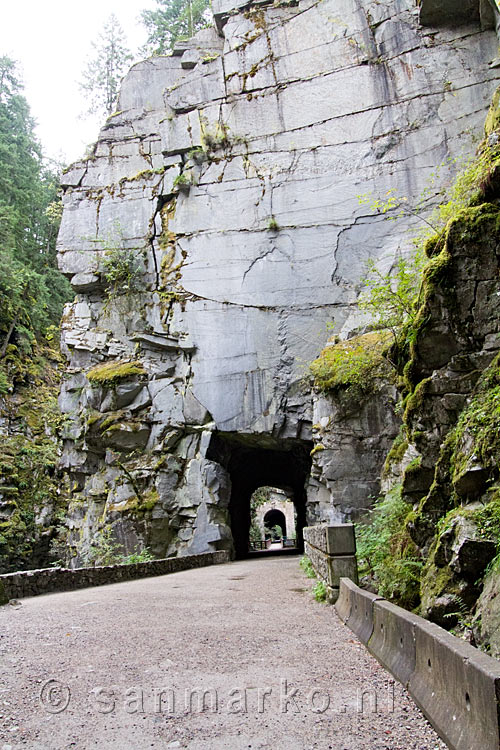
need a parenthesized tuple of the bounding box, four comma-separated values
(0, 0, 157, 166)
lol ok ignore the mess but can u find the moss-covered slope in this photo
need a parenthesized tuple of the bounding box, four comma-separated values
(0, 341, 68, 573)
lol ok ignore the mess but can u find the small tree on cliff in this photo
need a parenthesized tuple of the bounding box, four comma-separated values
(141, 0, 211, 55)
(79, 14, 133, 118)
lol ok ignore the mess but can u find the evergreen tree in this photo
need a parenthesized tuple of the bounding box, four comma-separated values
(79, 14, 133, 118)
(141, 0, 211, 55)
(0, 56, 71, 359)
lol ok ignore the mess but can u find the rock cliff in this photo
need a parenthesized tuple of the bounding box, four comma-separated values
(56, 0, 498, 563)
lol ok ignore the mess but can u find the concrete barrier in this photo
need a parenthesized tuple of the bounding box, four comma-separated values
(409, 619, 500, 750)
(335, 575, 353, 623)
(344, 581, 383, 645)
(303, 524, 358, 602)
(336, 578, 500, 750)
(368, 600, 419, 687)
(0, 550, 230, 601)
(335, 577, 384, 644)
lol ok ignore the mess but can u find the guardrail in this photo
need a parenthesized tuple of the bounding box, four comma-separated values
(0, 550, 230, 602)
(336, 577, 500, 750)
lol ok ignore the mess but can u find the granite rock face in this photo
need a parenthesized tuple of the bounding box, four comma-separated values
(57, 0, 499, 563)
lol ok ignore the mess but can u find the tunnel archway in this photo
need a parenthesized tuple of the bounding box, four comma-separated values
(206, 433, 312, 558)
(263, 508, 286, 537)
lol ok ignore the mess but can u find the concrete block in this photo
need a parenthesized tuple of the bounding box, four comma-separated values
(335, 577, 353, 623)
(305, 542, 358, 587)
(409, 618, 500, 750)
(368, 600, 419, 687)
(346, 582, 384, 645)
(329, 555, 358, 587)
(303, 524, 356, 555)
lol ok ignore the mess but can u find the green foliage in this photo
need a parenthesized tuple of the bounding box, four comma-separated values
(356, 485, 422, 609)
(0, 370, 9, 395)
(310, 330, 392, 395)
(84, 525, 123, 566)
(312, 579, 328, 602)
(79, 14, 133, 117)
(0, 57, 71, 356)
(83, 525, 155, 567)
(141, 0, 211, 55)
(383, 429, 409, 473)
(121, 546, 155, 564)
(248, 486, 272, 541)
(267, 216, 280, 232)
(299, 555, 316, 579)
(356, 138, 500, 351)
(0, 343, 68, 573)
(100, 246, 143, 297)
(359, 250, 427, 341)
(267, 524, 283, 540)
(451, 353, 500, 479)
(432, 143, 500, 227)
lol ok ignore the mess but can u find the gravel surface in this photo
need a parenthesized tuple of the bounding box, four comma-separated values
(0, 556, 447, 749)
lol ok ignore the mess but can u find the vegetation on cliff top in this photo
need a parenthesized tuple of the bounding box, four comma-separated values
(141, 0, 211, 55)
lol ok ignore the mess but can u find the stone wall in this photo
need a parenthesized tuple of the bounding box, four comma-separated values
(255, 490, 296, 538)
(56, 0, 499, 562)
(0, 550, 229, 601)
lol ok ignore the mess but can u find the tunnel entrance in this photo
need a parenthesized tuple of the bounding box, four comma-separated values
(263, 509, 287, 538)
(206, 433, 312, 558)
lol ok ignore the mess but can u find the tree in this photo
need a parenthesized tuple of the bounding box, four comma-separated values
(79, 14, 133, 118)
(141, 0, 211, 55)
(0, 56, 71, 359)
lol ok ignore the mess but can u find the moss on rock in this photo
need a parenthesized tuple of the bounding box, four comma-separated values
(87, 360, 145, 385)
(310, 330, 393, 395)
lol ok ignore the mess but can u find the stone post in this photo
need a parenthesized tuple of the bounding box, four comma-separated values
(302, 524, 358, 603)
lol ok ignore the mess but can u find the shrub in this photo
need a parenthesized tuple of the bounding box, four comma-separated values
(100, 246, 142, 297)
(312, 580, 328, 602)
(299, 555, 316, 579)
(356, 484, 422, 609)
(122, 547, 155, 564)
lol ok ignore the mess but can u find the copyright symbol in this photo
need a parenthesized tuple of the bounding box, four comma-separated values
(39, 679, 71, 714)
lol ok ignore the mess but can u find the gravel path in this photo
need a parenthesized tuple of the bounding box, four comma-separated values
(0, 556, 447, 750)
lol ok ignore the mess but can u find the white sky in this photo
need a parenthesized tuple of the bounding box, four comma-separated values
(0, 0, 157, 166)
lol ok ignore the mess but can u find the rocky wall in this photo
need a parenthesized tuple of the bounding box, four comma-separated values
(56, 0, 499, 563)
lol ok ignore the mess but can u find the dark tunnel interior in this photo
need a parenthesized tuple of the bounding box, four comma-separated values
(207, 433, 313, 558)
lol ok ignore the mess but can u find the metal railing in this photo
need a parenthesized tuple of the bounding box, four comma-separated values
(248, 538, 297, 551)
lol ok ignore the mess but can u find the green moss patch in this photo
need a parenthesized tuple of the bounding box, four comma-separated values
(450, 353, 500, 480)
(310, 330, 393, 395)
(87, 360, 145, 385)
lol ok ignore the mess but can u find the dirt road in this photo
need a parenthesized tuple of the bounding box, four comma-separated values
(0, 556, 445, 749)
